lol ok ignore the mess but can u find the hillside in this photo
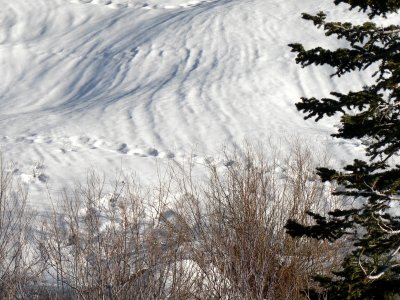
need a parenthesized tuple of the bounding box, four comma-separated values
(0, 0, 382, 206)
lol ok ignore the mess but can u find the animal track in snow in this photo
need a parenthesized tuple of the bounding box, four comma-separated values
(5, 134, 239, 170)
(8, 134, 174, 159)
(18, 161, 50, 185)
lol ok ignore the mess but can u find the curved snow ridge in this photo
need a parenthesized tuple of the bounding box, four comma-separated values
(0, 0, 240, 114)
(0, 0, 358, 160)
(0, 0, 385, 207)
(66, 0, 220, 10)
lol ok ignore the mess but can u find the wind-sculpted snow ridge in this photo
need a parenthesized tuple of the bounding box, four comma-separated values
(67, 0, 219, 10)
(1, 0, 394, 206)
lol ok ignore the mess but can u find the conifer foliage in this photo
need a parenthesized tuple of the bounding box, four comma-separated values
(285, 1, 400, 299)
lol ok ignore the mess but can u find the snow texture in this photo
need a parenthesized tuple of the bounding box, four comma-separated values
(1, 0, 397, 207)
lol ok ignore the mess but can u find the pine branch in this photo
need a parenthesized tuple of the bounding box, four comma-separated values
(287, 1, 400, 297)
(366, 241, 400, 280)
(366, 264, 400, 280)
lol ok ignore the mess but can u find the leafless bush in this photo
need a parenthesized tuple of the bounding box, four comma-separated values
(172, 143, 343, 299)
(0, 141, 344, 299)
(38, 172, 192, 299)
(0, 156, 41, 299)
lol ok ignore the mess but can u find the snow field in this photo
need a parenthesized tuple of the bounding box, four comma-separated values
(1, 0, 398, 206)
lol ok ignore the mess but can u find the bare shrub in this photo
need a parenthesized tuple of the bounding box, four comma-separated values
(173, 142, 343, 299)
(1, 140, 344, 299)
(38, 172, 191, 299)
(0, 156, 40, 299)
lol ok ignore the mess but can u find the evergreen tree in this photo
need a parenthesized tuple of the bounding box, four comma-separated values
(284, 1, 400, 299)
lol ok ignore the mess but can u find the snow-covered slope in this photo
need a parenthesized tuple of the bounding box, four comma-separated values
(0, 0, 387, 207)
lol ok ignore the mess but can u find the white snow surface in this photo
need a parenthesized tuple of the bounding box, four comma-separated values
(1, 0, 396, 208)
